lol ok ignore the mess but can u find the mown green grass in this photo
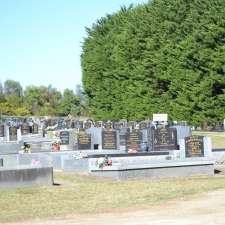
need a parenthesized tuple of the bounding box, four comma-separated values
(192, 131, 225, 148)
(1, 172, 225, 222)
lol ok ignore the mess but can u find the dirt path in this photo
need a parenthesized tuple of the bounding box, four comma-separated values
(3, 188, 225, 225)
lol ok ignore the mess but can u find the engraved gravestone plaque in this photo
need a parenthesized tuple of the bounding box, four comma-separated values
(59, 131, 70, 145)
(185, 136, 204, 157)
(127, 130, 142, 152)
(153, 128, 178, 150)
(77, 132, 91, 150)
(102, 130, 117, 150)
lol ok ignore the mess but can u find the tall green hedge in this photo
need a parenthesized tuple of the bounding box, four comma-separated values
(81, 0, 225, 125)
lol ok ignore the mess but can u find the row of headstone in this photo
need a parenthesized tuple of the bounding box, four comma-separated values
(75, 126, 181, 152)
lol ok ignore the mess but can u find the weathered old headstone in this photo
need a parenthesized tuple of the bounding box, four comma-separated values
(9, 126, 17, 141)
(102, 130, 117, 150)
(153, 128, 178, 151)
(185, 136, 204, 157)
(127, 130, 142, 152)
(77, 132, 91, 150)
(59, 131, 70, 145)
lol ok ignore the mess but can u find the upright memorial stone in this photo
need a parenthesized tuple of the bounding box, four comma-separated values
(21, 123, 29, 135)
(77, 132, 91, 150)
(0, 125, 4, 137)
(32, 123, 39, 134)
(95, 121, 102, 128)
(139, 121, 147, 130)
(127, 121, 136, 131)
(9, 126, 17, 141)
(102, 130, 117, 150)
(60, 131, 70, 145)
(75, 121, 83, 129)
(153, 128, 178, 151)
(104, 121, 113, 130)
(119, 128, 130, 151)
(84, 121, 92, 129)
(185, 136, 204, 157)
(127, 130, 142, 152)
(113, 122, 124, 130)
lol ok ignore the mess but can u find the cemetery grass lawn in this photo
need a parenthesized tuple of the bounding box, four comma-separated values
(192, 131, 225, 148)
(1, 173, 225, 222)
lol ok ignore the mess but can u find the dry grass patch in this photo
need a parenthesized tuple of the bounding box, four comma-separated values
(192, 131, 225, 148)
(1, 172, 225, 222)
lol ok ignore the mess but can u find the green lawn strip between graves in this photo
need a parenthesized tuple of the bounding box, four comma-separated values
(192, 131, 225, 148)
(0, 173, 225, 222)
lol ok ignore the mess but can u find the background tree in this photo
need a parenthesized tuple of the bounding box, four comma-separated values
(4, 80, 23, 97)
(81, 0, 225, 126)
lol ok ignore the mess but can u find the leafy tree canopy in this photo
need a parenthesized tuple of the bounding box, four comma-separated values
(81, 0, 225, 126)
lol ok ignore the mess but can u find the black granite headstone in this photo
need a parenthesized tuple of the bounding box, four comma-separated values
(185, 136, 204, 157)
(102, 130, 117, 149)
(0, 125, 4, 137)
(153, 128, 178, 151)
(127, 130, 142, 152)
(77, 132, 91, 150)
(9, 126, 17, 141)
(59, 131, 70, 145)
